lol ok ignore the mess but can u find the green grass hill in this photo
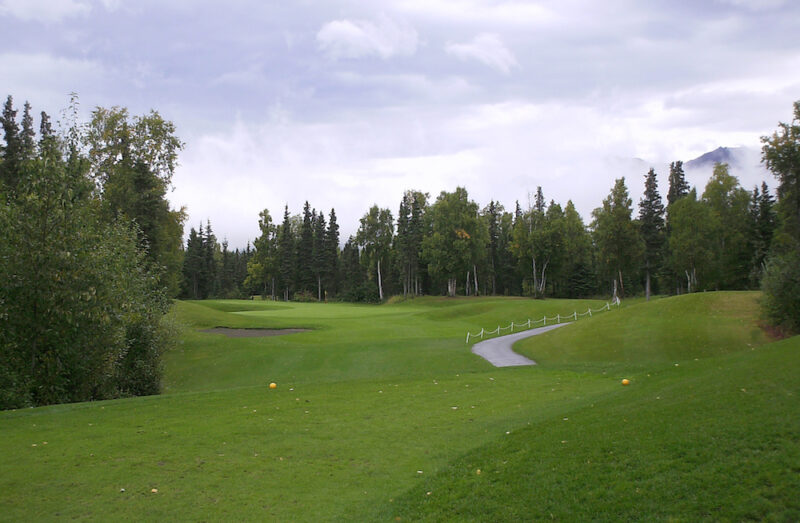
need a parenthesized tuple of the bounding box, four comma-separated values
(1, 292, 797, 521)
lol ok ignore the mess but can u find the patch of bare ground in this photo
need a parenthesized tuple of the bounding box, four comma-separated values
(201, 328, 309, 338)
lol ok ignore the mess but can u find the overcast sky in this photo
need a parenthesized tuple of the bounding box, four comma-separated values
(3, 0, 799, 247)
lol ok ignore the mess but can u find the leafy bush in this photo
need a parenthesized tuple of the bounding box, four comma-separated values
(0, 153, 174, 408)
(760, 250, 800, 334)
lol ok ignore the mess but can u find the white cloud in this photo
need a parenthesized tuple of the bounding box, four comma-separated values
(0, 52, 105, 111)
(316, 15, 418, 60)
(446, 34, 519, 74)
(716, 0, 786, 10)
(0, 0, 90, 22)
(392, 0, 557, 26)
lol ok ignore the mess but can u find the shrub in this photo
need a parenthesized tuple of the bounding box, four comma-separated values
(760, 250, 800, 334)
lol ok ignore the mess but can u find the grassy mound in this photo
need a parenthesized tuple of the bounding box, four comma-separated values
(379, 335, 800, 521)
(1, 291, 797, 520)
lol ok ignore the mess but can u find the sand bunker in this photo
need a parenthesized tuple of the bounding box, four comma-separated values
(201, 328, 309, 338)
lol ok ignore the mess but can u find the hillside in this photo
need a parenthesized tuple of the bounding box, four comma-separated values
(0, 292, 797, 520)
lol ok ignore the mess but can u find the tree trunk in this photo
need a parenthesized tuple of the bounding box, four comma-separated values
(473, 265, 479, 296)
(618, 269, 625, 298)
(645, 269, 651, 301)
(317, 275, 322, 302)
(612, 278, 618, 301)
(538, 259, 549, 296)
(466, 270, 471, 296)
(377, 259, 384, 301)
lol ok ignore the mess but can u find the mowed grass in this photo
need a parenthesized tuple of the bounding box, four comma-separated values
(0, 292, 798, 521)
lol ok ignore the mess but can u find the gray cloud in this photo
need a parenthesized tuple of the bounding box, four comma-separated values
(445, 34, 519, 74)
(317, 16, 418, 60)
(2, 0, 800, 247)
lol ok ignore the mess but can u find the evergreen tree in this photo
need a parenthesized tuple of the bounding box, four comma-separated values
(182, 227, 204, 299)
(312, 210, 327, 300)
(85, 106, 186, 296)
(1, 99, 174, 407)
(562, 200, 594, 298)
(639, 168, 666, 300)
(667, 160, 689, 206)
(395, 190, 428, 296)
(751, 182, 776, 281)
(295, 201, 314, 296)
(760, 100, 800, 332)
(278, 205, 295, 300)
(20, 101, 36, 162)
(0, 95, 21, 189)
(324, 209, 340, 298)
(340, 237, 368, 301)
(484, 200, 501, 294)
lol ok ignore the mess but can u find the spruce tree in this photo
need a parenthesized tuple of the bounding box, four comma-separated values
(20, 101, 35, 161)
(278, 205, 295, 300)
(667, 160, 690, 206)
(639, 168, 666, 300)
(324, 209, 340, 298)
(294, 202, 314, 296)
(312, 210, 327, 300)
(0, 95, 21, 188)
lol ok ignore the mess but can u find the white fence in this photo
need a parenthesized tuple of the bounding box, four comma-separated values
(465, 297, 621, 344)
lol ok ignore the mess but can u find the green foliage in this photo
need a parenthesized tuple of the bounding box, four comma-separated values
(668, 189, 714, 292)
(762, 100, 800, 252)
(592, 177, 643, 298)
(702, 163, 753, 289)
(761, 250, 800, 334)
(0, 96, 179, 408)
(356, 204, 394, 300)
(0, 152, 171, 408)
(423, 187, 487, 296)
(760, 99, 800, 332)
(666, 160, 689, 206)
(639, 168, 665, 298)
(86, 106, 186, 296)
(1, 293, 796, 521)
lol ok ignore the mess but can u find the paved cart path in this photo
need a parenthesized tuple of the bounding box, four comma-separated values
(471, 323, 570, 367)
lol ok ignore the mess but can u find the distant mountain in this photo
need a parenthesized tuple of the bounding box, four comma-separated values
(681, 145, 771, 192)
(685, 146, 743, 170)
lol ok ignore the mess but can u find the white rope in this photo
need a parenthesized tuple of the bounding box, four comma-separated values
(465, 298, 622, 343)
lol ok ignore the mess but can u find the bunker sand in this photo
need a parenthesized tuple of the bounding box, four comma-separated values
(201, 328, 310, 338)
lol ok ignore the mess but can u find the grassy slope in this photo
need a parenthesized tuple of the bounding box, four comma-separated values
(1, 292, 797, 521)
(164, 297, 611, 393)
(380, 335, 800, 521)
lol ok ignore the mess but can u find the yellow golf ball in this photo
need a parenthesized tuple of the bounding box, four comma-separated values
(269, 382, 277, 389)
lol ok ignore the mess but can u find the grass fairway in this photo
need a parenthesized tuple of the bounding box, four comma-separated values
(1, 292, 798, 521)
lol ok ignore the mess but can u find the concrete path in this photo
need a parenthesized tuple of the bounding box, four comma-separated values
(471, 323, 570, 367)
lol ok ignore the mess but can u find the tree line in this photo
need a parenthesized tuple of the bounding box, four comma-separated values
(0, 94, 185, 408)
(184, 100, 798, 333)
(3, 94, 798, 409)
(194, 163, 774, 304)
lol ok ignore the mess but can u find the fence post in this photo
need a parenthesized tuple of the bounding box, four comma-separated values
(543, 315, 546, 326)
(527, 319, 531, 328)
(557, 314, 560, 323)
(588, 308, 592, 317)
(574, 311, 577, 321)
